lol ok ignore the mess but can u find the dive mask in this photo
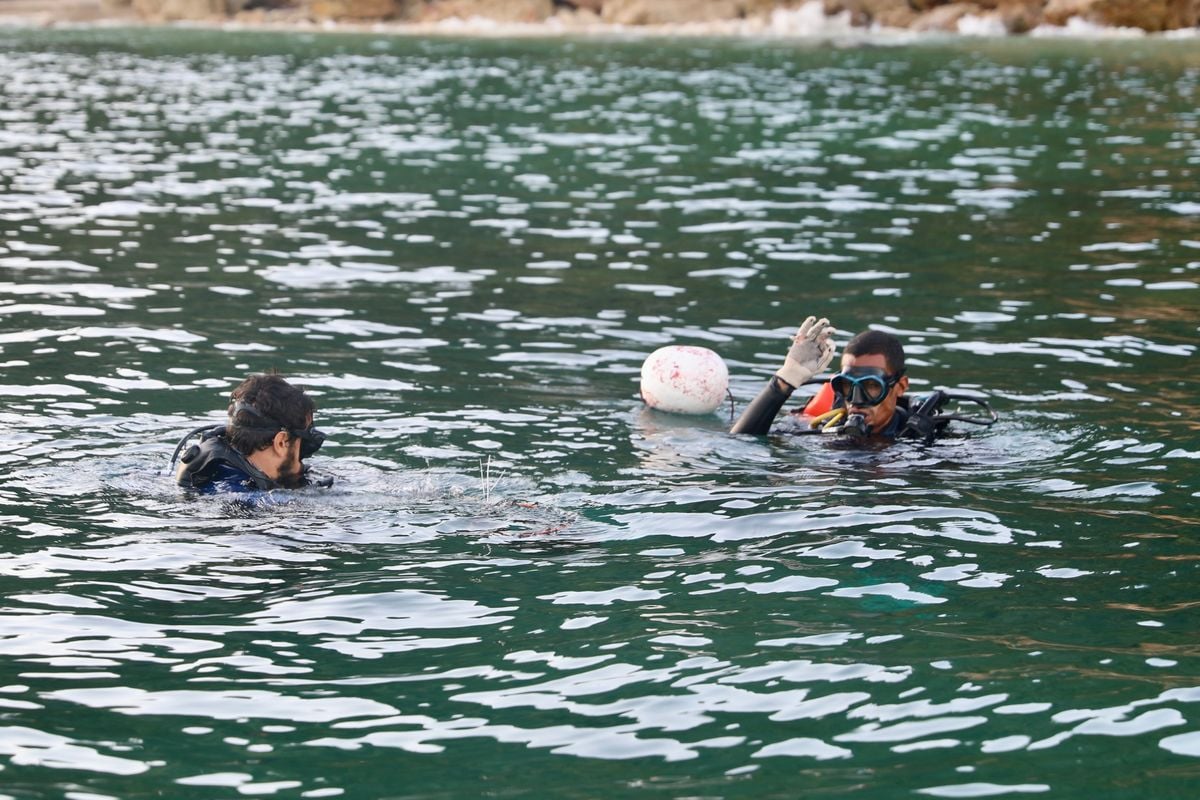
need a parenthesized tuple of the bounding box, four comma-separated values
(232, 400, 326, 458)
(293, 426, 325, 459)
(831, 367, 905, 408)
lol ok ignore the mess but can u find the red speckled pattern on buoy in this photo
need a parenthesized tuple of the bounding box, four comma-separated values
(640, 345, 729, 414)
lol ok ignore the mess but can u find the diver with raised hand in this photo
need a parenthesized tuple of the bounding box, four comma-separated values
(729, 322, 998, 442)
(732, 321, 920, 440)
(171, 373, 330, 493)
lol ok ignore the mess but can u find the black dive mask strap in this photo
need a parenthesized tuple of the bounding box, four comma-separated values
(232, 400, 282, 430)
(230, 400, 325, 458)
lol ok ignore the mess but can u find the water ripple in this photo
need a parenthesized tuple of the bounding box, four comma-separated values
(1, 27, 1198, 798)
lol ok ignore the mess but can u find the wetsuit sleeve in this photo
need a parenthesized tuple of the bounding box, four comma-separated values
(730, 376, 794, 435)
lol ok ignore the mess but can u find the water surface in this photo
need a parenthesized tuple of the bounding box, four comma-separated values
(1, 26, 1199, 799)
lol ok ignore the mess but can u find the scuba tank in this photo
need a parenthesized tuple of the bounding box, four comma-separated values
(896, 390, 998, 444)
(899, 390, 952, 444)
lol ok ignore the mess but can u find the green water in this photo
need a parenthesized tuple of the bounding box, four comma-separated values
(1, 25, 1199, 799)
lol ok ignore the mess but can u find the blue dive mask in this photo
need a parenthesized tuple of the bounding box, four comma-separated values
(831, 367, 905, 408)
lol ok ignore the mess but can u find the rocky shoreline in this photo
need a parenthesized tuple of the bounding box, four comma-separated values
(1, 0, 1197, 35)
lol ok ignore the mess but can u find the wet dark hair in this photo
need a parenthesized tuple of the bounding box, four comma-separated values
(844, 330, 906, 375)
(225, 373, 316, 455)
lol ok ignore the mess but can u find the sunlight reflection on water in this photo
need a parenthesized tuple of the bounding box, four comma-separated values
(0, 26, 1198, 798)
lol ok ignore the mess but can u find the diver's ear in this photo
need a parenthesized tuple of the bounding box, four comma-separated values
(896, 374, 909, 395)
(271, 429, 292, 456)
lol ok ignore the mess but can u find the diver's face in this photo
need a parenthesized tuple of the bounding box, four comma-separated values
(274, 413, 315, 489)
(275, 435, 306, 489)
(840, 352, 908, 434)
(248, 426, 307, 489)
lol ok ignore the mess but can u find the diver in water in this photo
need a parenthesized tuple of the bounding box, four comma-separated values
(730, 321, 992, 442)
(171, 373, 329, 493)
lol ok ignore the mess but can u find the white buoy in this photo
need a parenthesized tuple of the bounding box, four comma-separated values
(640, 345, 729, 415)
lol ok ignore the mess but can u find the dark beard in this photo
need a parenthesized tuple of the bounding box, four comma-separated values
(275, 460, 307, 489)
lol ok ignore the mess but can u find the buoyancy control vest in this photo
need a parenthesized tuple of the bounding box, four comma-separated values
(173, 425, 287, 492)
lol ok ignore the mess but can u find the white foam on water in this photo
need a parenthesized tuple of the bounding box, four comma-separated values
(1030, 17, 1147, 39)
(957, 14, 1007, 37)
(763, 2, 855, 36)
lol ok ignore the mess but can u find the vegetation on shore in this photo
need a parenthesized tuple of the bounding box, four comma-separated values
(3, 0, 1198, 35)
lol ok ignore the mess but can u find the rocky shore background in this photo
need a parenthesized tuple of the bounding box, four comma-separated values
(0, 0, 1197, 36)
